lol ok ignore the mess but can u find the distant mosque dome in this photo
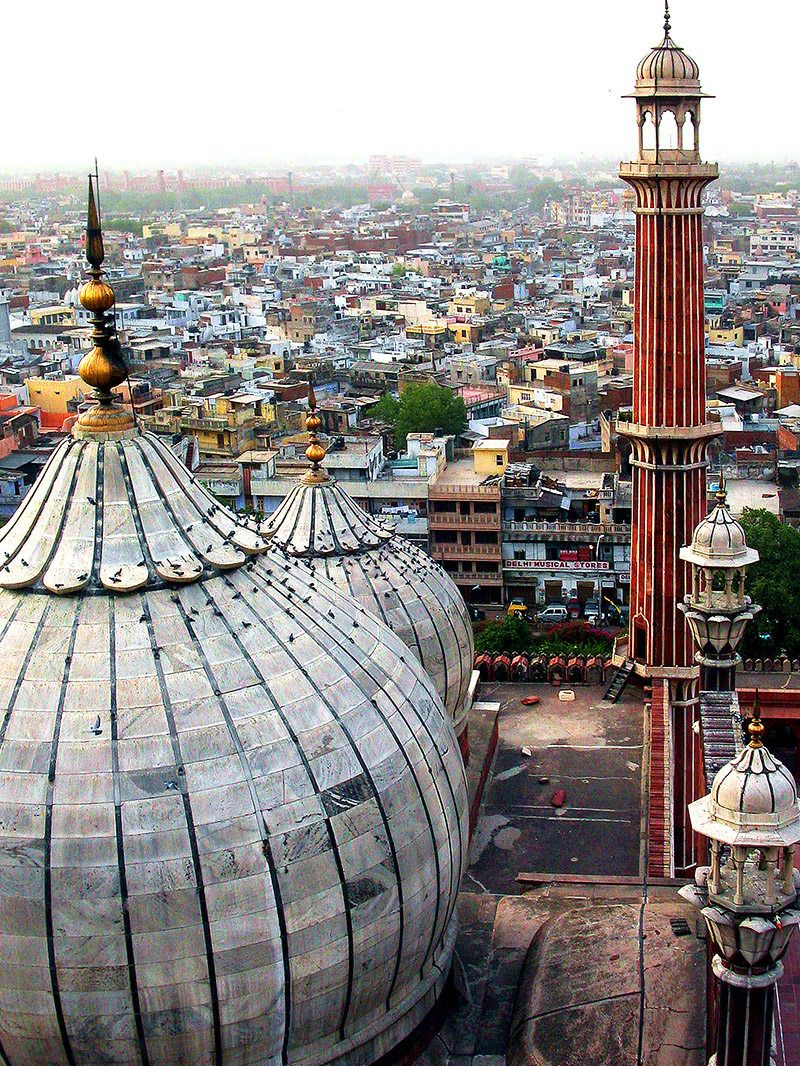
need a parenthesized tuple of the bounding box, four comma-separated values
(264, 395, 475, 752)
(0, 184, 467, 1066)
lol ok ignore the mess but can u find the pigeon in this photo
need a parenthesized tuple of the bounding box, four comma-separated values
(89, 716, 102, 736)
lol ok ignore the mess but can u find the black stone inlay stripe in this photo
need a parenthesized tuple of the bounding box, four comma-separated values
(44, 604, 81, 1066)
(0, 597, 31, 747)
(201, 576, 356, 1046)
(138, 594, 222, 1066)
(170, 591, 293, 1066)
(242, 567, 429, 1012)
(116, 446, 222, 1066)
(109, 596, 151, 1066)
(266, 561, 462, 983)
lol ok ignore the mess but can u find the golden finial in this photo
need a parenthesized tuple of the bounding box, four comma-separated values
(75, 174, 134, 438)
(663, 0, 671, 38)
(716, 470, 727, 506)
(747, 689, 765, 749)
(302, 383, 329, 485)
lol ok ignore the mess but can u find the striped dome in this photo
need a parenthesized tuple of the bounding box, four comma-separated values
(636, 36, 700, 86)
(264, 478, 474, 742)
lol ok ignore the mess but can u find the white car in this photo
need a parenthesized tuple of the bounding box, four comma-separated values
(535, 604, 568, 626)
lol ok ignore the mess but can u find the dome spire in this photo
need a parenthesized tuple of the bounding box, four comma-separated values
(302, 382, 329, 484)
(716, 469, 727, 505)
(663, 0, 671, 38)
(75, 173, 134, 437)
(748, 689, 765, 749)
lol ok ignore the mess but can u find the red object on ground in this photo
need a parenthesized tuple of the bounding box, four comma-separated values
(520, 696, 540, 706)
(551, 789, 566, 807)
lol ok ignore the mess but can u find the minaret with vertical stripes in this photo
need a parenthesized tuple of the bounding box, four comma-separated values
(618, 5, 719, 875)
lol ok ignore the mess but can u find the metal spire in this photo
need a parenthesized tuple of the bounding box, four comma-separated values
(748, 689, 765, 749)
(76, 173, 133, 435)
(302, 383, 329, 484)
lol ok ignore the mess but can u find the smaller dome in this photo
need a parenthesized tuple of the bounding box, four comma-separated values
(680, 492, 759, 569)
(711, 745, 799, 834)
(636, 38, 700, 86)
(632, 5, 703, 98)
(689, 710, 800, 849)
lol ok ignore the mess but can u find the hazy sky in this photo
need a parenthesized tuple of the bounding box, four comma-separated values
(5, 0, 797, 171)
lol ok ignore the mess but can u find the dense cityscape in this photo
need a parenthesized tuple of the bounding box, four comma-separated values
(3, 5, 800, 1066)
(1, 157, 799, 626)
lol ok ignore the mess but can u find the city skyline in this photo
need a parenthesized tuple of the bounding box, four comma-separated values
(6, 0, 798, 170)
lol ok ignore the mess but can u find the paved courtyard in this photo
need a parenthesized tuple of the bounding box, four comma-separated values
(467, 681, 645, 895)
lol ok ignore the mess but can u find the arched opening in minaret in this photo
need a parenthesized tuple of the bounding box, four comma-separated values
(681, 112, 696, 151)
(641, 110, 657, 152)
(658, 109, 680, 150)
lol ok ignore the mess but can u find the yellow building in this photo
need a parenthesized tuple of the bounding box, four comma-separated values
(707, 317, 744, 346)
(447, 293, 490, 317)
(473, 438, 510, 475)
(26, 376, 89, 428)
(180, 393, 271, 457)
(30, 306, 75, 327)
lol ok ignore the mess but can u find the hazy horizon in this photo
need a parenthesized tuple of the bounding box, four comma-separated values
(7, 0, 798, 171)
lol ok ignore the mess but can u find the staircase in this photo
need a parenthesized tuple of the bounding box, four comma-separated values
(603, 658, 635, 703)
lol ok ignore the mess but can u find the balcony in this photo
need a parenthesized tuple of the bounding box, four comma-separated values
(430, 511, 500, 530)
(431, 543, 502, 561)
(502, 520, 631, 540)
(429, 483, 501, 499)
(450, 569, 504, 585)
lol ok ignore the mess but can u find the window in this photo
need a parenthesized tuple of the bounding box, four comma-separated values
(496, 455, 504, 466)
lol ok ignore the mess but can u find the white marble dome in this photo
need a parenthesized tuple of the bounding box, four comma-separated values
(264, 476, 474, 747)
(0, 429, 468, 1066)
(680, 495, 759, 569)
(709, 743, 799, 837)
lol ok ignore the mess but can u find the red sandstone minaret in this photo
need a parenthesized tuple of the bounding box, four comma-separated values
(618, 4, 719, 875)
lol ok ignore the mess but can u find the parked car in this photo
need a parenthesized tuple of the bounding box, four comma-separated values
(584, 598, 601, 625)
(535, 604, 569, 626)
(567, 597, 583, 620)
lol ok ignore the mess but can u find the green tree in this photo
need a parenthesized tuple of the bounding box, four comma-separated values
(371, 383, 466, 448)
(740, 508, 800, 658)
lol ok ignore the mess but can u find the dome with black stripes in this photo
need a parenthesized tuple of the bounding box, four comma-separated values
(264, 394, 474, 758)
(0, 180, 467, 1066)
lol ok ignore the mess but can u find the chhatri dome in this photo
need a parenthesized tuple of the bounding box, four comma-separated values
(0, 180, 467, 1066)
(634, 2, 702, 94)
(264, 399, 474, 754)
